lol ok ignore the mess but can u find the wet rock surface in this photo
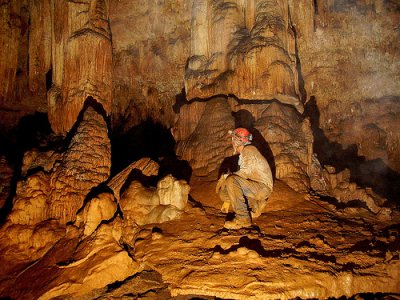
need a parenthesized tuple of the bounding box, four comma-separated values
(133, 179, 400, 299)
(1, 178, 398, 299)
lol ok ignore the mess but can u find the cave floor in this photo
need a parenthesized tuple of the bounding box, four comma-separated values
(2, 180, 399, 300)
(128, 179, 400, 299)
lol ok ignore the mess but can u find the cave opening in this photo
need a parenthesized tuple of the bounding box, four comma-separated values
(110, 120, 192, 183)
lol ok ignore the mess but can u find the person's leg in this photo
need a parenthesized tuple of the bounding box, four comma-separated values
(224, 175, 251, 228)
(218, 183, 231, 213)
(218, 183, 231, 203)
(246, 184, 272, 218)
(225, 175, 250, 219)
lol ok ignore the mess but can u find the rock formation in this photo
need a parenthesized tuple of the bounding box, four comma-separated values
(120, 174, 190, 226)
(48, 105, 111, 224)
(134, 181, 400, 299)
(0, 155, 13, 209)
(186, 0, 303, 113)
(174, 97, 235, 179)
(0, 104, 110, 279)
(48, 0, 113, 135)
(0, 1, 26, 103)
(0, 0, 399, 299)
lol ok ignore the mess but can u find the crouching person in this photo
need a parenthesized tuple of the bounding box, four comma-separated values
(216, 128, 273, 229)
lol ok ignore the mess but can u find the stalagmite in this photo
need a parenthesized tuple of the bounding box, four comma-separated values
(48, 105, 111, 224)
(175, 98, 235, 179)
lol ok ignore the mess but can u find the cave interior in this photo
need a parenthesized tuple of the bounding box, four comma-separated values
(0, 0, 399, 299)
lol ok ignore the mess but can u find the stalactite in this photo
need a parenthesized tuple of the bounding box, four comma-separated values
(28, 0, 51, 94)
(0, 1, 23, 102)
(185, 0, 304, 113)
(48, 0, 112, 135)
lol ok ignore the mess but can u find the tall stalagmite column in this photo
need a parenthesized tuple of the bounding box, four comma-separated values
(45, 0, 113, 223)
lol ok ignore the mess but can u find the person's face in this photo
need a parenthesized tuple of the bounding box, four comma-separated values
(231, 137, 243, 154)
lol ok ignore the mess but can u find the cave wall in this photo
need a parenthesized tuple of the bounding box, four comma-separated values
(0, 0, 399, 174)
(296, 0, 400, 175)
(110, 0, 191, 132)
(0, 0, 48, 133)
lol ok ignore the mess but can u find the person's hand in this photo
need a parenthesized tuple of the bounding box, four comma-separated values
(215, 173, 228, 193)
(221, 201, 230, 213)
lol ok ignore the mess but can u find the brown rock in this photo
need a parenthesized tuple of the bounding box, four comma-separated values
(185, 0, 303, 113)
(48, 0, 112, 134)
(175, 97, 234, 179)
(0, 155, 13, 209)
(48, 105, 111, 224)
(120, 174, 190, 227)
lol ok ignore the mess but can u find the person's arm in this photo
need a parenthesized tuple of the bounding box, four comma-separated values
(233, 149, 256, 179)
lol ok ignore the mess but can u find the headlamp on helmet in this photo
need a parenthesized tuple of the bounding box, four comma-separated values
(228, 128, 252, 145)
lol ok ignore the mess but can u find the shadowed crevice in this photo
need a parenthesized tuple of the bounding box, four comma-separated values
(304, 96, 400, 205)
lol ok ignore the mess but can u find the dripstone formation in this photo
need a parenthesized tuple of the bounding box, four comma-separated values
(0, 0, 399, 299)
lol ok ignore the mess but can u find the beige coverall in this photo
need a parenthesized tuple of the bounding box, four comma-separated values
(218, 145, 273, 221)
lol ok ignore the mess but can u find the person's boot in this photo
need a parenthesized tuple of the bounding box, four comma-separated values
(224, 217, 251, 229)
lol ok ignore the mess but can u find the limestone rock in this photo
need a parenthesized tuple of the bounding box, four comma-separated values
(28, 0, 51, 95)
(0, 1, 399, 299)
(120, 175, 190, 226)
(297, 2, 400, 179)
(254, 101, 314, 192)
(108, 157, 160, 202)
(110, 0, 191, 130)
(8, 170, 50, 225)
(48, 105, 111, 224)
(21, 149, 60, 177)
(0, 219, 65, 277)
(0, 104, 111, 281)
(133, 180, 400, 299)
(0, 155, 13, 209)
(0, 0, 25, 102)
(48, 0, 112, 135)
(2, 220, 138, 300)
(320, 164, 390, 216)
(319, 98, 400, 174)
(175, 98, 235, 179)
(77, 192, 118, 238)
(175, 98, 314, 189)
(157, 174, 190, 210)
(288, 0, 314, 39)
(185, 0, 303, 113)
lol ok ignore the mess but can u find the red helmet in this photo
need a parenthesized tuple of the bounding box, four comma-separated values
(229, 128, 253, 144)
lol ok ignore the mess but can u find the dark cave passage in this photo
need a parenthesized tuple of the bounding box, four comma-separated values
(0, 112, 54, 162)
(304, 97, 400, 206)
(0, 112, 56, 223)
(110, 120, 192, 183)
